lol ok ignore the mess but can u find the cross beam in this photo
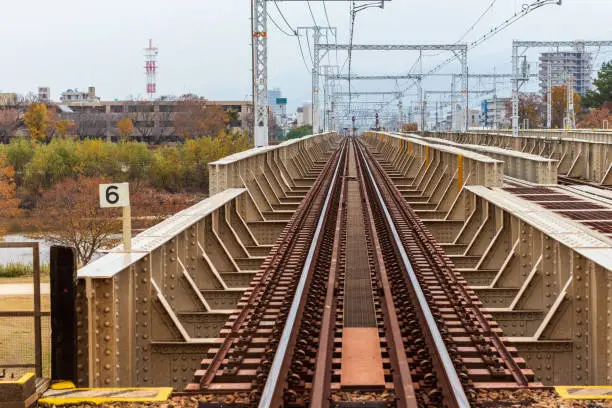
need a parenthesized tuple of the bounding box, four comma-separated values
(319, 44, 467, 51)
(315, 43, 468, 132)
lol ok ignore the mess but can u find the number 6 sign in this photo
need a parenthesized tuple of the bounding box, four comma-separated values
(100, 182, 132, 251)
(99, 183, 130, 208)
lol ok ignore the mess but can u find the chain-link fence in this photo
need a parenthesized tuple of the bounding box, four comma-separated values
(0, 242, 50, 379)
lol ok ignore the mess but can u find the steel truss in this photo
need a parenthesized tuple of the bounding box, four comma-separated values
(252, 0, 390, 146)
(316, 43, 468, 131)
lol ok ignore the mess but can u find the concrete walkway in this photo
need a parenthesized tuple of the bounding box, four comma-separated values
(0, 283, 50, 296)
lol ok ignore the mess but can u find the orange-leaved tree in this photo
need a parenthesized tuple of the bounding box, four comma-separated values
(549, 85, 582, 128)
(24, 103, 50, 142)
(56, 119, 77, 139)
(174, 98, 230, 140)
(32, 176, 121, 265)
(116, 117, 134, 140)
(578, 108, 612, 129)
(0, 154, 21, 240)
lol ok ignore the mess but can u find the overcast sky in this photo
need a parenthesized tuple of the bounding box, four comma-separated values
(1, 0, 611, 111)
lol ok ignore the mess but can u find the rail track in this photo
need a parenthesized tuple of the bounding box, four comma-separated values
(558, 174, 612, 190)
(189, 136, 542, 408)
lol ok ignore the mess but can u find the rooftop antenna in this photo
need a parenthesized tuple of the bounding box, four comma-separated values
(144, 39, 158, 100)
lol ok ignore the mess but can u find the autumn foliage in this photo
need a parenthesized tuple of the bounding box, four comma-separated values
(549, 86, 582, 128)
(116, 117, 134, 140)
(174, 99, 231, 140)
(24, 103, 50, 142)
(0, 154, 20, 239)
(578, 108, 612, 129)
(32, 177, 122, 265)
(56, 119, 77, 138)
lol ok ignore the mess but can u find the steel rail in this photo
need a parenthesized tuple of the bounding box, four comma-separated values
(355, 139, 418, 408)
(362, 138, 530, 388)
(259, 142, 347, 408)
(310, 141, 349, 407)
(357, 142, 471, 408)
(198, 142, 343, 390)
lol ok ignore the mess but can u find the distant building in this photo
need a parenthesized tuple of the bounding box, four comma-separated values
(60, 86, 100, 103)
(539, 47, 593, 96)
(38, 87, 50, 102)
(451, 106, 480, 131)
(480, 97, 511, 128)
(0, 93, 18, 107)
(267, 88, 282, 114)
(296, 104, 312, 127)
(60, 99, 253, 142)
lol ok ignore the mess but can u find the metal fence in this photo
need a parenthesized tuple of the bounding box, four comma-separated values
(0, 242, 50, 379)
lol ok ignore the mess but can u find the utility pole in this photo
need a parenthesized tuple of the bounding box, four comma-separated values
(547, 60, 552, 129)
(450, 75, 456, 130)
(419, 51, 424, 130)
(566, 72, 576, 129)
(435, 101, 439, 130)
(492, 67, 497, 130)
(299, 26, 336, 135)
(252, 0, 268, 146)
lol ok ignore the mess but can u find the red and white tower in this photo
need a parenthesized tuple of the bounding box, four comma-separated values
(144, 39, 158, 99)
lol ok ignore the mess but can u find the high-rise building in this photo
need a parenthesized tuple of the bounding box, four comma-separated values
(539, 46, 593, 96)
(267, 88, 282, 115)
(38, 87, 50, 102)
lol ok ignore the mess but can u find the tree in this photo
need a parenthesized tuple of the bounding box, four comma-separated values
(56, 119, 77, 139)
(116, 117, 134, 140)
(24, 103, 49, 142)
(174, 99, 230, 139)
(72, 111, 108, 140)
(504, 94, 545, 129)
(582, 61, 612, 109)
(402, 123, 418, 132)
(32, 177, 121, 265)
(129, 107, 155, 140)
(0, 109, 21, 143)
(549, 85, 582, 128)
(0, 154, 20, 240)
(577, 108, 612, 129)
(285, 125, 313, 140)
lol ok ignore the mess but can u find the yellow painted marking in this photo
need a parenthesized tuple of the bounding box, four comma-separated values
(0, 372, 34, 384)
(408, 141, 413, 156)
(556, 386, 612, 399)
(457, 154, 464, 192)
(425, 145, 430, 168)
(39, 387, 173, 406)
(50, 380, 76, 390)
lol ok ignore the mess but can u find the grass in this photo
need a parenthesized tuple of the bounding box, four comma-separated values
(0, 263, 50, 279)
(0, 294, 51, 378)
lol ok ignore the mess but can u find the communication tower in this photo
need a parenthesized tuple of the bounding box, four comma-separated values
(144, 39, 158, 100)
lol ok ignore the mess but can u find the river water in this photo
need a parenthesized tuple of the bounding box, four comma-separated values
(0, 235, 54, 265)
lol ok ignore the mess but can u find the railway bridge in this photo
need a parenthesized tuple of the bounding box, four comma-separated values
(73, 129, 612, 406)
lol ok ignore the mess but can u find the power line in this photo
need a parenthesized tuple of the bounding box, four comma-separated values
(297, 35, 313, 73)
(306, 1, 319, 26)
(305, 31, 315, 65)
(273, 1, 297, 34)
(267, 11, 297, 37)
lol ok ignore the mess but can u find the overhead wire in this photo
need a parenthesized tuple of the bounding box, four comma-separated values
(267, 11, 297, 37)
(297, 35, 313, 73)
(306, 1, 319, 26)
(273, 1, 297, 34)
